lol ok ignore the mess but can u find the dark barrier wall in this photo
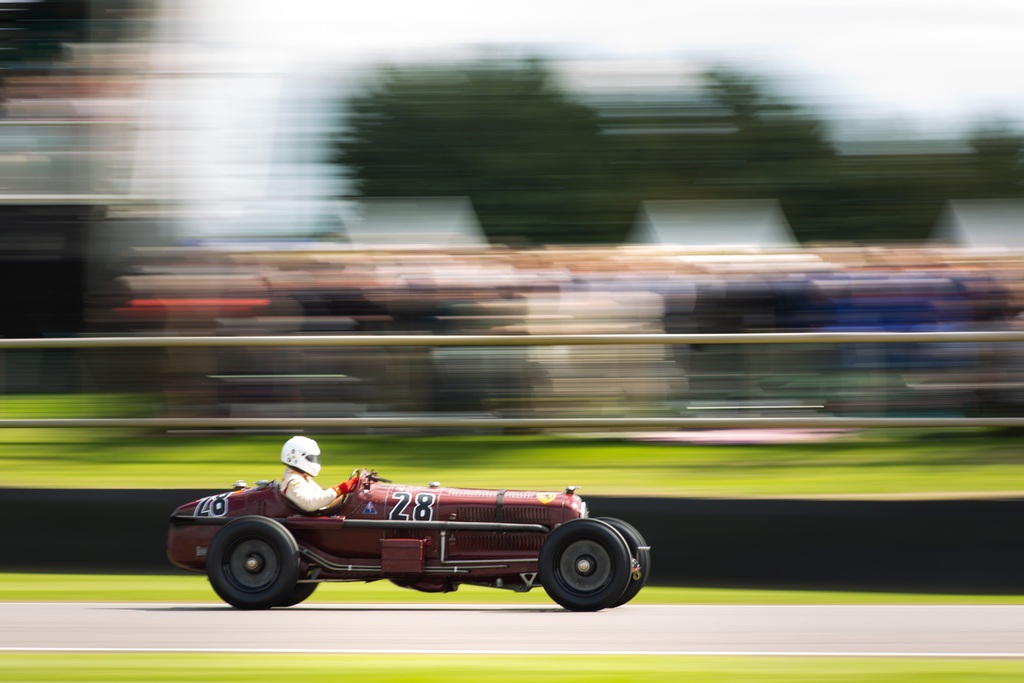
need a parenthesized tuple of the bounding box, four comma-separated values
(587, 496, 1024, 593)
(3, 488, 1023, 593)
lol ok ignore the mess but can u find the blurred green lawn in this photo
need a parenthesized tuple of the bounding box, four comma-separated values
(4, 653, 1023, 683)
(2, 394, 1024, 496)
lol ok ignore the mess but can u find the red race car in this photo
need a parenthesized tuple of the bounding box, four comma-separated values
(167, 468, 650, 611)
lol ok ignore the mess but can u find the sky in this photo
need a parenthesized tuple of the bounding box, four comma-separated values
(187, 0, 1024, 138)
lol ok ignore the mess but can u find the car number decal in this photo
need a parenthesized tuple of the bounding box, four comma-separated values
(389, 491, 437, 522)
(194, 493, 230, 517)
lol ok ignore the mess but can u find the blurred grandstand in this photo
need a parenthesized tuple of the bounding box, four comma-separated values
(61, 240, 1024, 423)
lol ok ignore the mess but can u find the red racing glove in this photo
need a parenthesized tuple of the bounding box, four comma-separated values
(334, 474, 360, 496)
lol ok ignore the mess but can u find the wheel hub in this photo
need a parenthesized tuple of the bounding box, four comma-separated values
(558, 540, 612, 593)
(244, 554, 264, 573)
(227, 538, 280, 590)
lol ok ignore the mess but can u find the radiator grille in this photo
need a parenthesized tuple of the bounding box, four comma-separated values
(456, 506, 495, 523)
(506, 507, 551, 524)
(456, 506, 551, 524)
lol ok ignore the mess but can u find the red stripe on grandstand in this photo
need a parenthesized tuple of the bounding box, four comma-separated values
(128, 299, 270, 308)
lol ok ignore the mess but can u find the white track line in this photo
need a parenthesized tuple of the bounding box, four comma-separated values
(2, 647, 1024, 658)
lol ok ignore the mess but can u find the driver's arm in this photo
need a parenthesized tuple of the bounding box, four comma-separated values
(334, 472, 360, 497)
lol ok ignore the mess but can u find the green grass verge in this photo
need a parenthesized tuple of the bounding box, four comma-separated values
(2, 429, 1024, 497)
(0, 393, 154, 419)
(1, 653, 1023, 682)
(4, 394, 1024, 497)
(4, 573, 1024, 605)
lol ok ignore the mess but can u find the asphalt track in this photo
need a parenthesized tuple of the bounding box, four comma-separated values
(3, 602, 1024, 657)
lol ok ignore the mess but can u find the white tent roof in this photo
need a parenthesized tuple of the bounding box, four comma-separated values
(629, 199, 797, 248)
(932, 200, 1024, 248)
(344, 197, 487, 248)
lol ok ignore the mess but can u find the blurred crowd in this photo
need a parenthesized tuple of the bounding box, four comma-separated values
(78, 243, 1024, 420)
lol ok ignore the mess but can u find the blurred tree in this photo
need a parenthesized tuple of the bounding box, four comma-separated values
(336, 60, 630, 244)
(605, 68, 840, 242)
(968, 123, 1024, 196)
(337, 60, 1024, 245)
(828, 153, 962, 243)
(821, 124, 1024, 243)
(703, 69, 840, 242)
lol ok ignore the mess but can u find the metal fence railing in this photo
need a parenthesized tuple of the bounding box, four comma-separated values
(3, 331, 1024, 349)
(3, 331, 1024, 429)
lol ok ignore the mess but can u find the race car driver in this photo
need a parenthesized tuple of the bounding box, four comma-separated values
(279, 436, 360, 512)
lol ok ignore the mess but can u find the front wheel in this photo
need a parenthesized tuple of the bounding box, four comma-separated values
(538, 518, 631, 611)
(207, 517, 300, 609)
(598, 517, 650, 608)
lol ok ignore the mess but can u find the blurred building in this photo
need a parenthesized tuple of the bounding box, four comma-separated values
(344, 197, 487, 248)
(0, 0, 160, 399)
(629, 199, 797, 248)
(933, 200, 1024, 248)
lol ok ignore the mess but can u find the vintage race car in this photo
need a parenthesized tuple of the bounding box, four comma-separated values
(167, 468, 650, 611)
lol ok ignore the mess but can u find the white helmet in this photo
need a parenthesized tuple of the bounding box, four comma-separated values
(281, 436, 322, 477)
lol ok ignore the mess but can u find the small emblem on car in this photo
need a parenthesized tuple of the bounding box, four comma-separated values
(363, 501, 377, 515)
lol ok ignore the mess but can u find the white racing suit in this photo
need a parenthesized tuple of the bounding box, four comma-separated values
(279, 468, 341, 512)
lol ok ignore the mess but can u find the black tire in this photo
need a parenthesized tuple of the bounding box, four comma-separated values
(538, 518, 632, 611)
(278, 582, 318, 607)
(598, 517, 651, 608)
(207, 517, 300, 610)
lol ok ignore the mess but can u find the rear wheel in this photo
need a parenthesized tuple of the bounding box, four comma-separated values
(207, 517, 300, 610)
(278, 582, 318, 607)
(598, 517, 650, 607)
(538, 518, 631, 611)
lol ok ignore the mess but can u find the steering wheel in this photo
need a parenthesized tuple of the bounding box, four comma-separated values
(319, 468, 390, 514)
(319, 468, 363, 513)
